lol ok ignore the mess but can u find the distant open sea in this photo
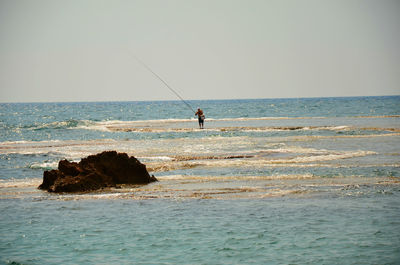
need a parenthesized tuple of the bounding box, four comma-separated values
(1, 96, 400, 264)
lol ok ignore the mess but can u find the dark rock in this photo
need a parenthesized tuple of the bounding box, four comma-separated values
(39, 170, 62, 191)
(39, 151, 157, 193)
(58, 160, 81, 176)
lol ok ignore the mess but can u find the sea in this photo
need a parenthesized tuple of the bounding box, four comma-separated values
(1, 96, 399, 264)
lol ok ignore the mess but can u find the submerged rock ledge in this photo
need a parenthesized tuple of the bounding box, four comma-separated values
(39, 151, 157, 193)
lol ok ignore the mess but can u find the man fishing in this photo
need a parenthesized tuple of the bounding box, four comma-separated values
(133, 56, 202, 128)
(195, 108, 205, 129)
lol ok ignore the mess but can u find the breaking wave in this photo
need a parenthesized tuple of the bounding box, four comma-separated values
(22, 120, 96, 130)
(12, 114, 399, 133)
(29, 161, 59, 170)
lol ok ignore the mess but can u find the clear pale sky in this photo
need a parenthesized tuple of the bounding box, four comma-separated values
(0, 0, 399, 102)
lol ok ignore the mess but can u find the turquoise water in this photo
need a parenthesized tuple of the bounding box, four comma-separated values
(1, 96, 400, 264)
(2, 197, 399, 264)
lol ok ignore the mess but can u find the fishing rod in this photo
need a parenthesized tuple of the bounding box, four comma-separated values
(132, 55, 196, 114)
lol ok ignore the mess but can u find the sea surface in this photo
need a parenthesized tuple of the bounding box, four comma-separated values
(1, 96, 400, 264)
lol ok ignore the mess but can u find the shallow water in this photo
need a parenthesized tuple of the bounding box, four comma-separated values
(1, 196, 400, 264)
(1, 96, 400, 264)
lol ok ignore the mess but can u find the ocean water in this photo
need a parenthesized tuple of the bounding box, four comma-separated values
(0, 96, 399, 264)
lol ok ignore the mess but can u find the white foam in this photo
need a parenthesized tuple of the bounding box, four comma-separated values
(265, 146, 323, 154)
(73, 119, 195, 132)
(138, 156, 173, 161)
(29, 161, 58, 170)
(156, 175, 187, 180)
(156, 173, 317, 181)
(60, 117, 310, 133)
(278, 150, 377, 163)
(145, 148, 378, 173)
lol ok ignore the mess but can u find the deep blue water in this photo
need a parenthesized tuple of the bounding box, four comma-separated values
(1, 96, 400, 264)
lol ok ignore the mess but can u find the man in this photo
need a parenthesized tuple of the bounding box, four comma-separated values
(195, 108, 205, 129)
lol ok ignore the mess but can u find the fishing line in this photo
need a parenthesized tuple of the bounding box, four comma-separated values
(132, 55, 196, 114)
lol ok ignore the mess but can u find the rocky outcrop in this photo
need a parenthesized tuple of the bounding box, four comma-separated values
(39, 151, 157, 193)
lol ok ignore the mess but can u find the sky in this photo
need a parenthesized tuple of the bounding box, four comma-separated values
(0, 0, 399, 103)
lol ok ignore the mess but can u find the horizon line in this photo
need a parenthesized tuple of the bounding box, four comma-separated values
(0, 94, 399, 104)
